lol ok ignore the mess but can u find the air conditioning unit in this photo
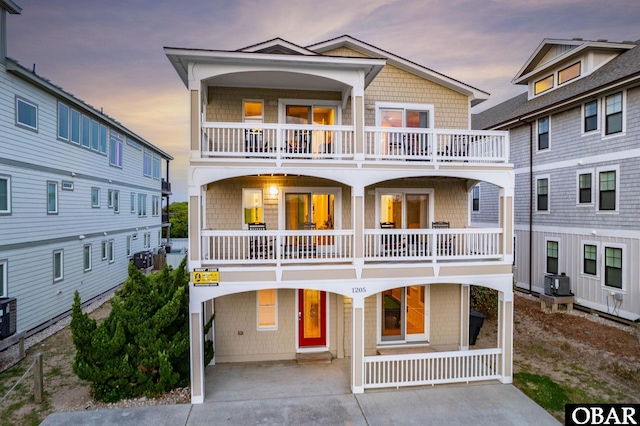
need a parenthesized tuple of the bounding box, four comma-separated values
(0, 297, 17, 339)
(133, 251, 154, 269)
(544, 273, 572, 297)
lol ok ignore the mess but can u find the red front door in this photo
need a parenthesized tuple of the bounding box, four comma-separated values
(298, 289, 326, 347)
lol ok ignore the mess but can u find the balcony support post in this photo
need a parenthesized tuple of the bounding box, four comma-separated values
(498, 289, 514, 384)
(499, 186, 514, 264)
(459, 284, 470, 351)
(351, 296, 365, 394)
(189, 300, 205, 404)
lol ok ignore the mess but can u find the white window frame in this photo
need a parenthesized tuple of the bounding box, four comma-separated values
(582, 99, 599, 135)
(91, 119, 100, 151)
(152, 195, 160, 217)
(575, 170, 594, 206)
(126, 236, 133, 258)
(278, 98, 343, 125)
(108, 240, 115, 264)
(109, 130, 123, 167)
(81, 114, 91, 148)
(602, 243, 625, 292)
(376, 286, 430, 344)
(0, 175, 11, 215)
(143, 150, 152, 177)
(0, 259, 7, 297)
(16, 96, 38, 131)
(278, 186, 343, 231)
(581, 240, 600, 278)
(536, 116, 550, 152)
(595, 165, 619, 214)
(47, 181, 59, 215)
(101, 240, 107, 260)
(535, 174, 550, 213)
(113, 190, 120, 213)
(545, 237, 560, 275)
(242, 188, 264, 229)
(53, 249, 64, 282)
(374, 101, 435, 128)
(243, 99, 264, 123)
(256, 289, 278, 330)
(138, 193, 147, 217)
(374, 188, 435, 229)
(99, 124, 108, 154)
(144, 232, 151, 249)
(70, 109, 81, 144)
(602, 91, 625, 138)
(58, 102, 70, 141)
(130, 192, 136, 213)
(83, 244, 92, 272)
(471, 185, 480, 212)
(152, 154, 161, 180)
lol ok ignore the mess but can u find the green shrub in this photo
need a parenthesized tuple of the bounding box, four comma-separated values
(470, 285, 498, 319)
(71, 257, 191, 402)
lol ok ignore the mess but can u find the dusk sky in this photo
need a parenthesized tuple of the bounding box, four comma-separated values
(7, 0, 640, 201)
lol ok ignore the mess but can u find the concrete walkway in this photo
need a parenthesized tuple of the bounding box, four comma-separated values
(42, 359, 560, 425)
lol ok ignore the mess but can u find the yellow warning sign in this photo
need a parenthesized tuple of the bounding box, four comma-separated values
(192, 268, 219, 285)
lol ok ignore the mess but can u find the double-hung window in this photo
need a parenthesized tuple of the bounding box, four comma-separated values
(604, 246, 623, 289)
(605, 92, 623, 135)
(108, 189, 114, 208)
(70, 109, 81, 144)
(130, 192, 136, 213)
(83, 244, 92, 272)
(58, 102, 70, 140)
(598, 170, 617, 211)
(126, 236, 132, 257)
(584, 100, 598, 133)
(583, 244, 597, 276)
(91, 187, 100, 208)
(107, 240, 115, 263)
(472, 185, 480, 212)
(143, 150, 152, 177)
(110, 130, 123, 167)
(152, 196, 160, 216)
(546, 240, 559, 274)
(113, 190, 120, 213)
(99, 124, 108, 154)
(81, 114, 91, 148)
(138, 194, 147, 217)
(101, 241, 108, 260)
(578, 173, 592, 204)
(91, 119, 100, 151)
(144, 232, 151, 249)
(53, 249, 64, 282)
(257, 289, 277, 330)
(16, 97, 38, 131)
(0, 175, 11, 215)
(536, 177, 549, 212)
(152, 155, 161, 179)
(537, 116, 549, 150)
(47, 181, 58, 214)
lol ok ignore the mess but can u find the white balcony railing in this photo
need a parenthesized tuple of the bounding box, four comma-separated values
(364, 228, 503, 261)
(200, 228, 503, 265)
(201, 229, 355, 265)
(364, 348, 502, 389)
(200, 123, 509, 164)
(202, 123, 355, 160)
(364, 128, 508, 163)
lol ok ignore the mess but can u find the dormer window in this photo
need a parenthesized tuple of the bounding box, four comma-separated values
(534, 75, 554, 95)
(558, 62, 580, 85)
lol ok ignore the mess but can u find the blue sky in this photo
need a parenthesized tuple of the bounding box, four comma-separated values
(7, 0, 640, 201)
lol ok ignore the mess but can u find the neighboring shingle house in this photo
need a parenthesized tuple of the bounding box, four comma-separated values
(473, 38, 640, 321)
(165, 35, 514, 403)
(0, 1, 173, 334)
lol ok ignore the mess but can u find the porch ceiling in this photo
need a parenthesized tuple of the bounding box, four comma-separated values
(206, 70, 347, 92)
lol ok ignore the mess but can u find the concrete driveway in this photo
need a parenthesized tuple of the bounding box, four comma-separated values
(42, 358, 560, 425)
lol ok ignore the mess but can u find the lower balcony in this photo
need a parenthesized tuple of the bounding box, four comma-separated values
(200, 228, 504, 266)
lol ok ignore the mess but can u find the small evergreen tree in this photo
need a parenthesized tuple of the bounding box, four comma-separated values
(71, 257, 190, 402)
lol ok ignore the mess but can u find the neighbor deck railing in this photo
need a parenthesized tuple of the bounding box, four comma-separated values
(364, 348, 502, 389)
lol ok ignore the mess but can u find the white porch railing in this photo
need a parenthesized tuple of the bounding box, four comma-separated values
(364, 228, 503, 261)
(201, 229, 355, 264)
(364, 128, 508, 163)
(201, 123, 355, 160)
(200, 122, 509, 164)
(364, 348, 502, 389)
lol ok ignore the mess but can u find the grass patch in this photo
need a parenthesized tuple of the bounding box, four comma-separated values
(514, 372, 570, 412)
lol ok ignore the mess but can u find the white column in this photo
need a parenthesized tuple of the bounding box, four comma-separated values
(189, 300, 205, 403)
(351, 296, 365, 394)
(460, 284, 470, 350)
(498, 291, 514, 384)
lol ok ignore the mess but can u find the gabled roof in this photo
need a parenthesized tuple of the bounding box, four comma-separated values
(6, 58, 173, 160)
(237, 38, 318, 56)
(473, 41, 640, 130)
(512, 38, 636, 85)
(308, 35, 490, 106)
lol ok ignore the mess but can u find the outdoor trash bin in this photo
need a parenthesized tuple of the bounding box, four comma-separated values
(469, 309, 485, 345)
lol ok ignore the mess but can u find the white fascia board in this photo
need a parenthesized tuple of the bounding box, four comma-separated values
(512, 39, 636, 85)
(238, 38, 317, 55)
(0, 0, 21, 14)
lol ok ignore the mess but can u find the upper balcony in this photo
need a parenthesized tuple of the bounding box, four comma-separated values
(201, 123, 508, 166)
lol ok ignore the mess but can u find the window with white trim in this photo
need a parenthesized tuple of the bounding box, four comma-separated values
(126, 236, 132, 257)
(583, 243, 597, 276)
(597, 169, 617, 211)
(604, 246, 623, 290)
(152, 154, 161, 180)
(101, 241, 107, 260)
(91, 119, 100, 151)
(138, 194, 147, 217)
(91, 187, 100, 208)
(16, 97, 38, 131)
(108, 189, 113, 208)
(472, 185, 480, 212)
(605, 92, 623, 135)
(47, 181, 58, 214)
(108, 240, 115, 263)
(70, 109, 81, 144)
(152, 196, 160, 216)
(534, 75, 553, 95)
(0, 175, 11, 215)
(81, 114, 91, 148)
(113, 190, 120, 213)
(99, 124, 108, 154)
(577, 172, 592, 204)
(143, 150, 152, 177)
(83, 244, 92, 272)
(144, 232, 151, 249)
(130, 192, 136, 213)
(0, 260, 7, 297)
(583, 100, 598, 133)
(53, 249, 64, 282)
(257, 289, 277, 330)
(109, 130, 123, 167)
(537, 116, 549, 150)
(58, 102, 69, 140)
(546, 239, 559, 274)
(558, 62, 580, 85)
(536, 176, 549, 212)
